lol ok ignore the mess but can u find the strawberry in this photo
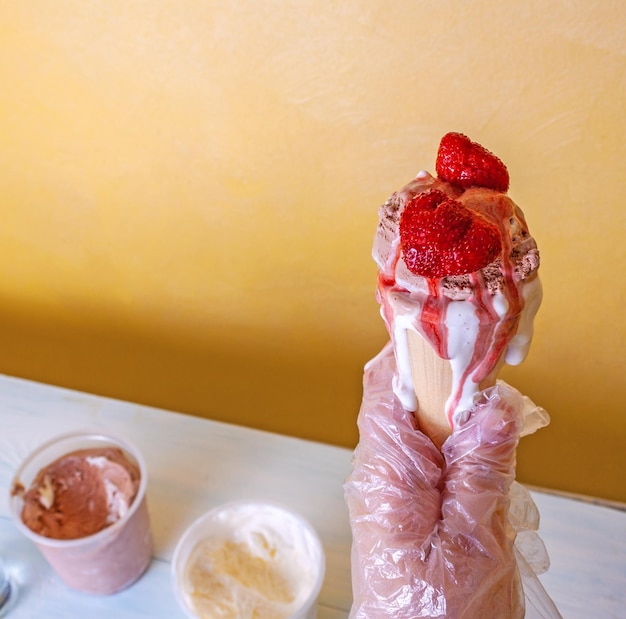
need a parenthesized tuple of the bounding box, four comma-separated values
(399, 190, 502, 277)
(436, 132, 509, 192)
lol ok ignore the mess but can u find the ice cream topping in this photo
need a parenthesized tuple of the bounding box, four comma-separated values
(373, 133, 542, 429)
(436, 131, 510, 192)
(399, 189, 502, 277)
(18, 447, 141, 540)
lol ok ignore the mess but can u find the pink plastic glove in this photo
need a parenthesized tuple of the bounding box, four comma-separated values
(345, 343, 528, 619)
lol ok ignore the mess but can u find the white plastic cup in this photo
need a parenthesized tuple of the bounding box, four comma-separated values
(9, 430, 153, 595)
(172, 501, 325, 619)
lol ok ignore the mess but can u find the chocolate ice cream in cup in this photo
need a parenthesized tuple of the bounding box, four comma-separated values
(9, 430, 153, 595)
(172, 501, 326, 619)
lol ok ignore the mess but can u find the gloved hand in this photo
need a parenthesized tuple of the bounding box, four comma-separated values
(344, 343, 558, 619)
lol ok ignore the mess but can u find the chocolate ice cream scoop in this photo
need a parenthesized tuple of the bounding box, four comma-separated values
(19, 446, 140, 540)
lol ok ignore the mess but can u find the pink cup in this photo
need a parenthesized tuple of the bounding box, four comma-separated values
(9, 430, 153, 595)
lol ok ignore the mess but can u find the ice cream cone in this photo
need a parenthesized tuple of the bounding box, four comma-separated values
(406, 329, 453, 449)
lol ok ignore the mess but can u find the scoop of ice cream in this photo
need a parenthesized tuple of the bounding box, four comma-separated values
(373, 171, 540, 299)
(19, 446, 140, 540)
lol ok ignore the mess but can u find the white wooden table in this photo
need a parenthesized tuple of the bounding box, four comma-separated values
(0, 374, 624, 618)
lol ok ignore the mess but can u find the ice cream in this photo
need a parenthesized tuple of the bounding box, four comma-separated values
(173, 502, 325, 619)
(187, 533, 307, 619)
(19, 446, 140, 540)
(373, 132, 542, 447)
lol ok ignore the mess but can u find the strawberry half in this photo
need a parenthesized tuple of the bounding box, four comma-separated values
(399, 190, 502, 277)
(436, 132, 509, 192)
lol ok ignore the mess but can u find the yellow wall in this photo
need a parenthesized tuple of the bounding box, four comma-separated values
(1, 2, 624, 502)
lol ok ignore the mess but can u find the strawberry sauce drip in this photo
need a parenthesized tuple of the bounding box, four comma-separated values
(440, 194, 525, 423)
(419, 280, 449, 359)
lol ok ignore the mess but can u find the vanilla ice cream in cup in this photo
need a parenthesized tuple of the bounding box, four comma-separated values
(172, 501, 326, 619)
(9, 430, 153, 594)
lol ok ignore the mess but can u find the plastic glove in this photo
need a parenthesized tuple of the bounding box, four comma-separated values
(344, 342, 560, 619)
